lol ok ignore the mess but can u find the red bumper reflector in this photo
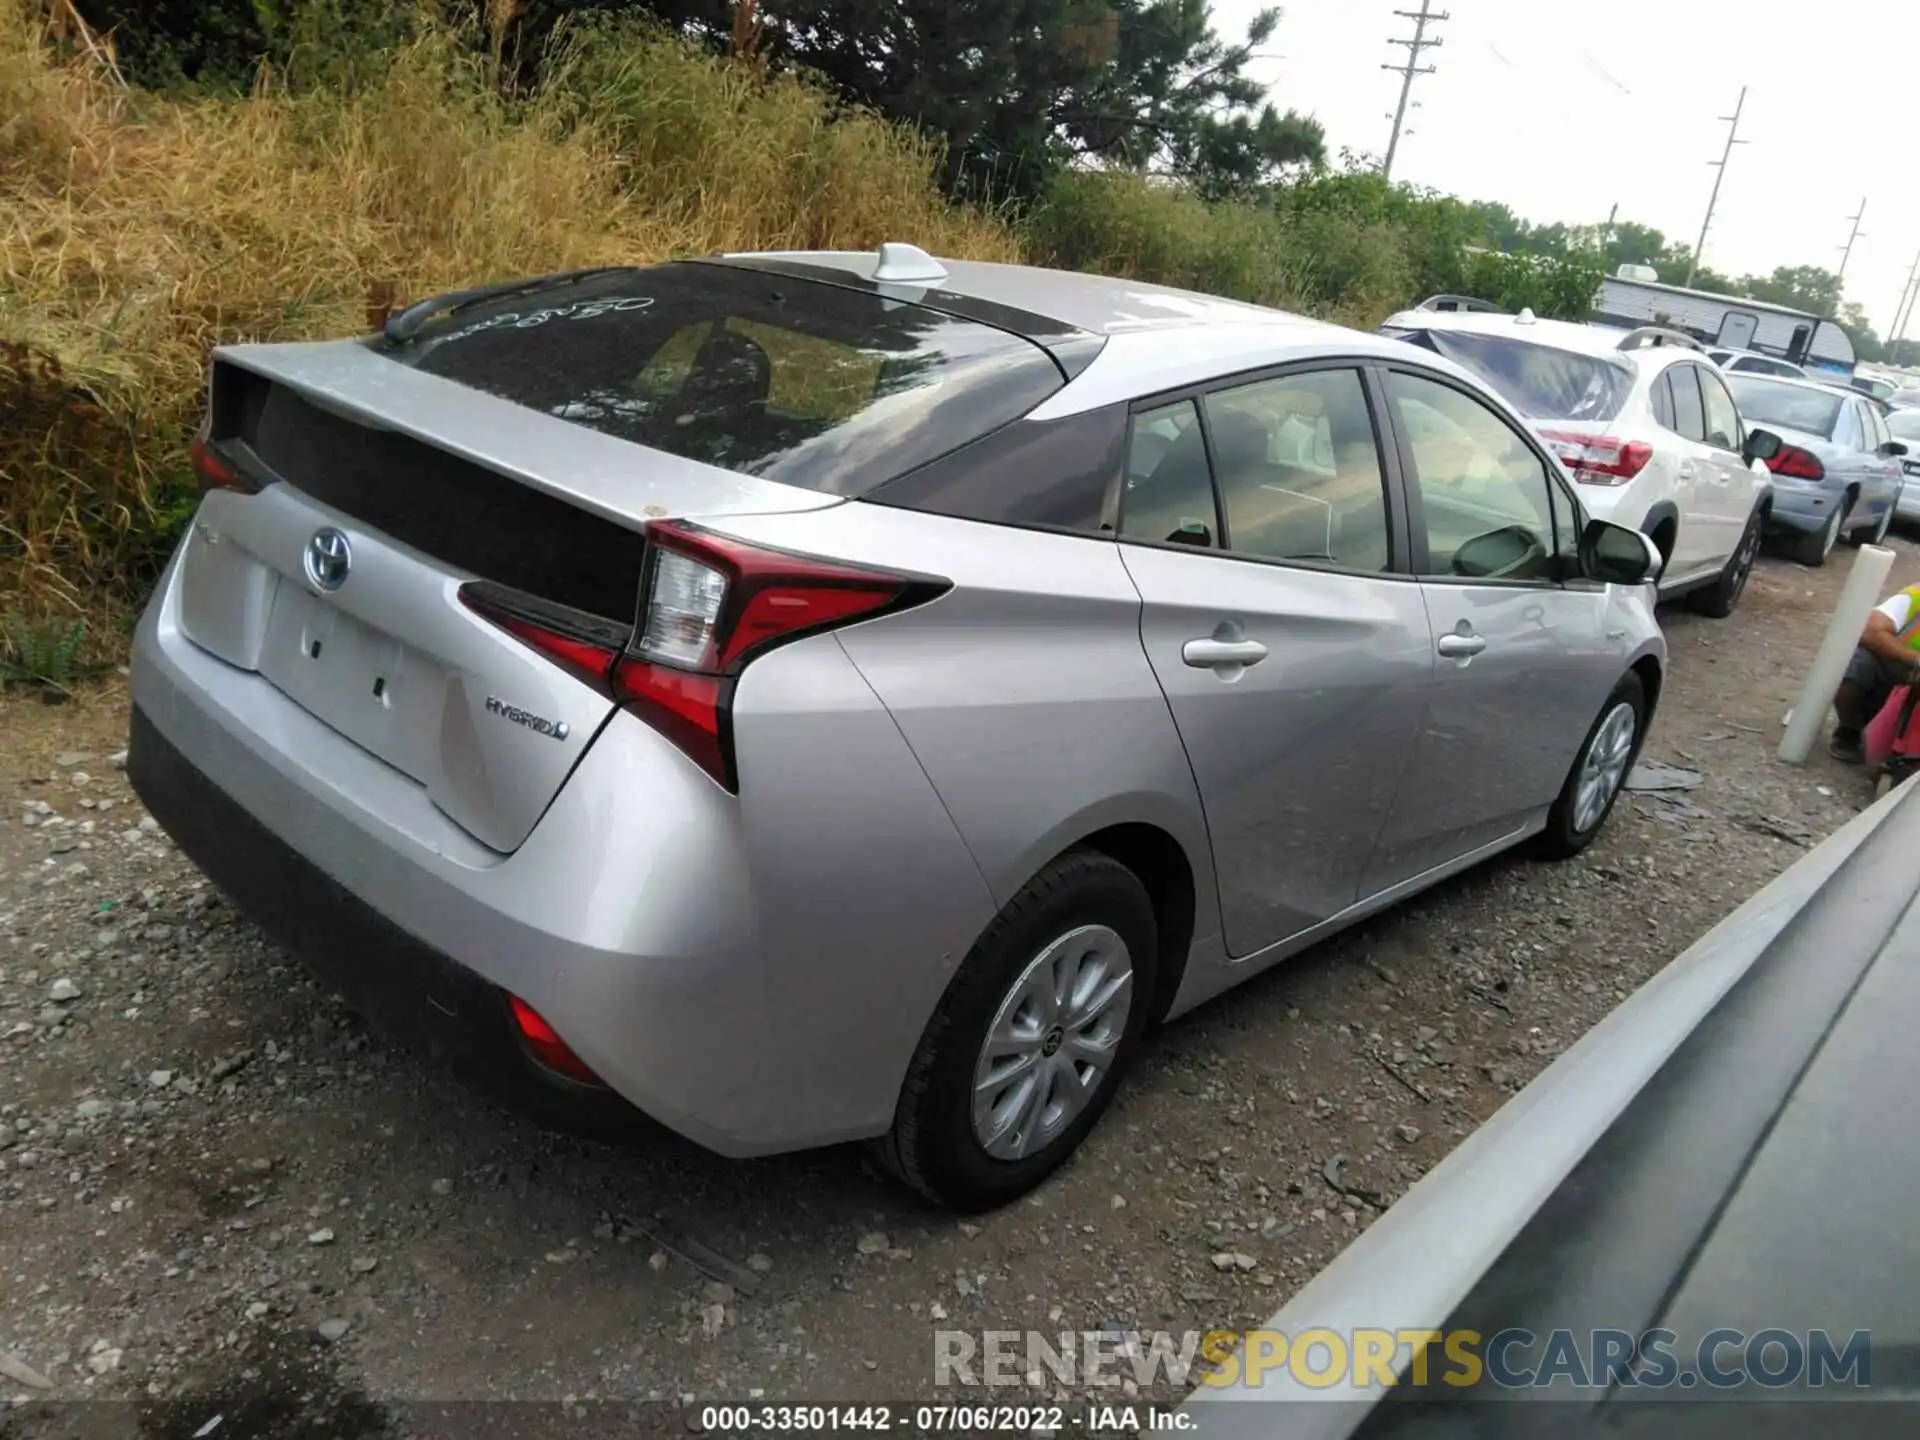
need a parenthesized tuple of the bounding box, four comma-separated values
(507, 994, 606, 1087)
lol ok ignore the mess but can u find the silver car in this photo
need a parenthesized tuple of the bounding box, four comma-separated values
(1890, 407, 1920, 525)
(128, 247, 1667, 1209)
(1726, 372, 1907, 564)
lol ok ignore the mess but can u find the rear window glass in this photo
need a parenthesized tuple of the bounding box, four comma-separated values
(379, 263, 1064, 497)
(1418, 331, 1632, 423)
(1727, 377, 1843, 439)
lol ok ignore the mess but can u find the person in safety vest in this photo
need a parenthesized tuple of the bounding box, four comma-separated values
(1830, 582, 1920, 762)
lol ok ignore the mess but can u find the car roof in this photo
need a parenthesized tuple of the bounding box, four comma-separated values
(727, 248, 1580, 425)
(1720, 370, 1862, 403)
(1381, 307, 1647, 362)
(729, 248, 1325, 338)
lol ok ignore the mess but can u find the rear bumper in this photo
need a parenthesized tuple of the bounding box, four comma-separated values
(128, 706, 625, 1121)
(129, 541, 996, 1157)
(1763, 477, 1842, 533)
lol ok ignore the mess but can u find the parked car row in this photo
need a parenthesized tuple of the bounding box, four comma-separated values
(1378, 301, 1908, 582)
(129, 247, 1674, 1210)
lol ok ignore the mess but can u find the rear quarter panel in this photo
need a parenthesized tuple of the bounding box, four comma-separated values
(708, 504, 1222, 965)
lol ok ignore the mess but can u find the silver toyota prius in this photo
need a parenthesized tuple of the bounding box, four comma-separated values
(128, 245, 1666, 1210)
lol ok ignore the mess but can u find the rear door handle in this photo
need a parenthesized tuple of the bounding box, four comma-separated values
(1183, 638, 1269, 669)
(1436, 633, 1487, 658)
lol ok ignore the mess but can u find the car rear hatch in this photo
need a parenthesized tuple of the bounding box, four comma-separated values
(174, 261, 1072, 852)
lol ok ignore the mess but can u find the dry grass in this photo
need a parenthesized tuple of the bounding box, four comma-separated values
(0, 0, 1017, 640)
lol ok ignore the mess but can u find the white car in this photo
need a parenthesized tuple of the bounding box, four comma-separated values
(1706, 345, 1807, 380)
(1380, 306, 1775, 617)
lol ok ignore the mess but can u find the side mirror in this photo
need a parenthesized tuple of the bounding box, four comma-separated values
(1580, 518, 1664, 586)
(1167, 519, 1213, 547)
(1744, 428, 1783, 464)
(1880, 440, 1910, 459)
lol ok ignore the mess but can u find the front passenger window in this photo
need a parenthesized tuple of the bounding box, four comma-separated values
(1385, 372, 1555, 582)
(1120, 400, 1220, 548)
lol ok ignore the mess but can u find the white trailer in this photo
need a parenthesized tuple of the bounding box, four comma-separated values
(1590, 274, 1856, 377)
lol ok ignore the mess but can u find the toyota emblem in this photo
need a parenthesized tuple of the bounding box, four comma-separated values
(304, 527, 352, 592)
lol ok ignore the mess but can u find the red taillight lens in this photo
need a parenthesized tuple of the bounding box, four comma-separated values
(457, 522, 948, 792)
(611, 520, 946, 787)
(190, 432, 254, 493)
(1766, 444, 1826, 481)
(507, 995, 605, 1087)
(1539, 431, 1653, 485)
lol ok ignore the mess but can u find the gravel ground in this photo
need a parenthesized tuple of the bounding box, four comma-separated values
(1, 542, 1913, 1435)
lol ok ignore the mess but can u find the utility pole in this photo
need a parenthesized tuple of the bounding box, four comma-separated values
(1684, 86, 1748, 289)
(1833, 197, 1867, 317)
(1890, 247, 1920, 368)
(1381, 0, 1447, 184)
(1602, 201, 1618, 265)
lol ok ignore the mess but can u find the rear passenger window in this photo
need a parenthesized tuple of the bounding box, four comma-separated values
(1698, 368, 1742, 451)
(1667, 366, 1707, 441)
(1651, 372, 1676, 429)
(1204, 369, 1392, 571)
(1121, 401, 1220, 548)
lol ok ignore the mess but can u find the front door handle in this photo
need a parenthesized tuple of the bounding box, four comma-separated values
(1183, 637, 1269, 669)
(1436, 632, 1487, 658)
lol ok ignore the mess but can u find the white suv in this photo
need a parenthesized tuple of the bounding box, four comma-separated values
(1380, 305, 1774, 617)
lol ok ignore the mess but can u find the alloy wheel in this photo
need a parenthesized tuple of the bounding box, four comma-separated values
(1821, 506, 1844, 558)
(971, 925, 1134, 1161)
(1573, 702, 1637, 834)
(1729, 519, 1760, 601)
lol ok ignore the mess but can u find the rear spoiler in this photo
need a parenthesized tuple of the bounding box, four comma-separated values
(1617, 326, 1702, 353)
(1413, 294, 1509, 314)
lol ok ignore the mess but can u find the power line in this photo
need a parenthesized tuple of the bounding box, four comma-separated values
(1833, 197, 1867, 317)
(1684, 86, 1748, 289)
(1889, 247, 1920, 367)
(1381, 0, 1447, 184)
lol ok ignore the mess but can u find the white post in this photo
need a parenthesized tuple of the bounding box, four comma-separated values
(1779, 544, 1897, 764)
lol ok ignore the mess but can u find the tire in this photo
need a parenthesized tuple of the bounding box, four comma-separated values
(1792, 501, 1847, 567)
(1855, 500, 1894, 547)
(1687, 508, 1763, 618)
(871, 849, 1157, 1212)
(1536, 672, 1648, 860)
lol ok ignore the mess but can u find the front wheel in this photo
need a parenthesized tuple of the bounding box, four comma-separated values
(1792, 502, 1847, 567)
(1861, 500, 1894, 547)
(1688, 509, 1763, 618)
(1536, 672, 1647, 860)
(871, 849, 1157, 1211)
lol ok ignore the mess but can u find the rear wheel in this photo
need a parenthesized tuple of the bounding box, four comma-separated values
(872, 850, 1157, 1211)
(1536, 672, 1647, 860)
(1856, 500, 1894, 547)
(1688, 508, 1763, 618)
(1792, 501, 1847, 567)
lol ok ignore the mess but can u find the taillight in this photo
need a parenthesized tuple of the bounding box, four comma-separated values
(457, 521, 947, 791)
(612, 521, 947, 788)
(189, 431, 254, 494)
(507, 995, 605, 1087)
(1766, 444, 1826, 481)
(1538, 430, 1653, 486)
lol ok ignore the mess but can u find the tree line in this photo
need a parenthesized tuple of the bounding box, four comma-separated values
(71, 0, 1891, 353)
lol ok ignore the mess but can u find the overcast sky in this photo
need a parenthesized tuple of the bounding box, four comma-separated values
(1215, 0, 1920, 336)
